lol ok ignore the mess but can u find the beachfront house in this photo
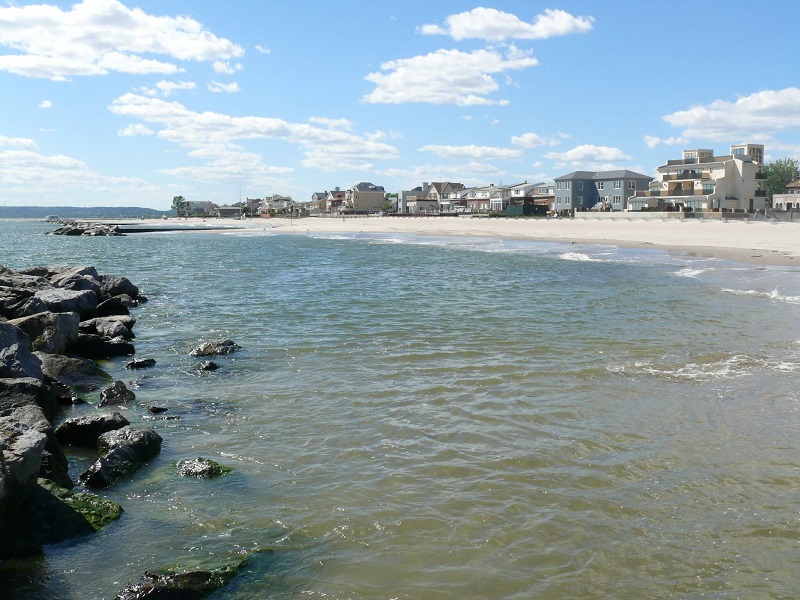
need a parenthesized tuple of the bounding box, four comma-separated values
(345, 182, 386, 214)
(554, 170, 653, 212)
(628, 144, 766, 213)
(772, 179, 800, 211)
(178, 200, 215, 217)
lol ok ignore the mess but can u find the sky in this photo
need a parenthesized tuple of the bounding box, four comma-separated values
(1, 0, 799, 210)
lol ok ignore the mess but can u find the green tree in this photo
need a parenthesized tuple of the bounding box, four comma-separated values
(763, 158, 799, 203)
(171, 195, 185, 216)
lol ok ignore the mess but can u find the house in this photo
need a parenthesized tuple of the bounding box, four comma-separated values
(397, 186, 423, 214)
(554, 170, 653, 212)
(216, 205, 242, 218)
(326, 189, 347, 212)
(178, 200, 215, 217)
(345, 182, 385, 213)
(628, 144, 766, 213)
(772, 179, 800, 211)
(506, 181, 553, 216)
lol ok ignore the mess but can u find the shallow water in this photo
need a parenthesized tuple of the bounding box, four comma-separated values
(3, 219, 800, 599)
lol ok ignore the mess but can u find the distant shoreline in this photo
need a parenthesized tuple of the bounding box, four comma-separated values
(84, 215, 800, 268)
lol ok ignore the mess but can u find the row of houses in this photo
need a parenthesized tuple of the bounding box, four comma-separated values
(177, 142, 770, 218)
(308, 142, 768, 216)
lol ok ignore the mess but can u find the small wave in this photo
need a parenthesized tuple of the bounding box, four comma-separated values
(721, 287, 800, 306)
(614, 354, 757, 381)
(559, 252, 603, 262)
(674, 267, 709, 278)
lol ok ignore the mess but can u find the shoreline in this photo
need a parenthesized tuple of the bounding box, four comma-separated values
(101, 216, 800, 267)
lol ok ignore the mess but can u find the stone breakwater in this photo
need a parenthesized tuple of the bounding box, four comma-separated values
(0, 264, 257, 596)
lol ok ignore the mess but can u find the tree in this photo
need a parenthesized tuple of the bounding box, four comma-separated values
(171, 196, 185, 216)
(763, 158, 799, 203)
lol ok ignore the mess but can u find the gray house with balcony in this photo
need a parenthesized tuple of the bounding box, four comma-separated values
(554, 170, 652, 212)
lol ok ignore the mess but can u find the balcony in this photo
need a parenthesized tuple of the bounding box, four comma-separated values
(755, 190, 767, 197)
(755, 172, 767, 180)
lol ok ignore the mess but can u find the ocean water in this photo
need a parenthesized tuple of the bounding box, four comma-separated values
(2, 218, 800, 599)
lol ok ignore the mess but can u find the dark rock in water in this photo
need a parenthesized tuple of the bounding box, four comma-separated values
(35, 351, 111, 391)
(98, 380, 136, 406)
(189, 339, 242, 357)
(146, 405, 168, 414)
(98, 274, 139, 300)
(5, 404, 69, 487)
(80, 426, 162, 488)
(55, 412, 130, 447)
(96, 296, 130, 318)
(40, 448, 74, 489)
(97, 425, 162, 461)
(125, 358, 156, 370)
(50, 222, 122, 237)
(115, 559, 249, 600)
(70, 333, 135, 359)
(9, 311, 80, 354)
(197, 360, 219, 371)
(80, 316, 134, 340)
(177, 457, 232, 479)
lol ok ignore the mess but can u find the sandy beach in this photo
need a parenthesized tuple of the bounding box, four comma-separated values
(189, 215, 800, 267)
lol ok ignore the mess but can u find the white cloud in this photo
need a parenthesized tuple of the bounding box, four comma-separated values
(381, 161, 506, 189)
(543, 145, 632, 164)
(643, 135, 689, 149)
(0, 135, 38, 149)
(118, 124, 154, 137)
(511, 132, 560, 148)
(147, 80, 197, 97)
(255, 45, 271, 55)
(308, 117, 353, 130)
(0, 0, 244, 80)
(38, 100, 52, 109)
(364, 46, 537, 106)
(663, 87, 800, 141)
(207, 81, 240, 93)
(420, 144, 522, 160)
(108, 93, 400, 177)
(419, 8, 594, 41)
(212, 60, 243, 74)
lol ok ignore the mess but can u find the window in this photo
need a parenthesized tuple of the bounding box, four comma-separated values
(614, 180, 621, 189)
(613, 195, 621, 204)
(578, 181, 584, 190)
(628, 180, 636, 189)
(597, 181, 604, 190)
(565, 182, 571, 190)
(556, 182, 562, 190)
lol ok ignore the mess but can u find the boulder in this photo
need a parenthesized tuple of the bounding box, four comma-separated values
(189, 340, 242, 357)
(80, 316, 134, 340)
(99, 275, 139, 300)
(96, 296, 130, 318)
(0, 322, 43, 380)
(177, 457, 232, 479)
(197, 360, 219, 371)
(9, 311, 80, 354)
(98, 380, 136, 407)
(8, 295, 49, 319)
(35, 351, 111, 391)
(33, 288, 97, 319)
(69, 333, 135, 359)
(0, 377, 57, 420)
(55, 412, 130, 447)
(125, 358, 155, 370)
(115, 559, 249, 600)
(80, 426, 162, 488)
(0, 415, 48, 499)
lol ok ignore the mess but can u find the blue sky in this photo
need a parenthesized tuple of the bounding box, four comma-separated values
(1, 0, 799, 209)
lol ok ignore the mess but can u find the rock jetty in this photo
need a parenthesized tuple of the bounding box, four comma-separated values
(0, 263, 147, 559)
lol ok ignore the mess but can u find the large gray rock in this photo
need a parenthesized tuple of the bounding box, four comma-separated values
(69, 333, 135, 359)
(0, 377, 55, 417)
(49, 265, 100, 285)
(35, 352, 110, 391)
(33, 288, 97, 319)
(98, 380, 136, 407)
(4, 404, 70, 488)
(55, 412, 130, 447)
(9, 311, 80, 354)
(96, 296, 131, 318)
(80, 427, 161, 488)
(99, 275, 139, 300)
(189, 339, 242, 357)
(115, 559, 249, 600)
(0, 322, 43, 380)
(79, 316, 134, 340)
(0, 415, 48, 494)
(50, 266, 101, 295)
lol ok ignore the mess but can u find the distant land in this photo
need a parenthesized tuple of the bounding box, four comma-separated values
(0, 206, 171, 219)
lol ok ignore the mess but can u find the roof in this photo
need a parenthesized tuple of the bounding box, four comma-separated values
(352, 181, 385, 192)
(555, 170, 652, 181)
